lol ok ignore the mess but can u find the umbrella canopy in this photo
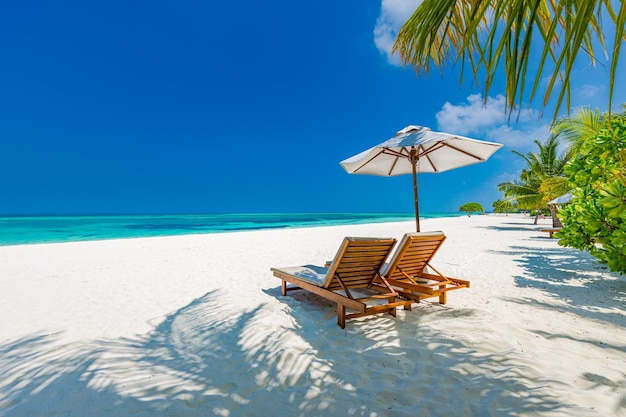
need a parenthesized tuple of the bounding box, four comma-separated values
(547, 192, 573, 206)
(340, 125, 503, 231)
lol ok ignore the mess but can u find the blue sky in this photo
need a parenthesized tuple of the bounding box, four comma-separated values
(1, 1, 624, 215)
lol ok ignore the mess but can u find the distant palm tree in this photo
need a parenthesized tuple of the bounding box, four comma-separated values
(552, 105, 626, 188)
(498, 135, 572, 223)
(552, 107, 605, 151)
(552, 104, 626, 151)
(393, 1, 626, 120)
(498, 167, 544, 220)
(492, 198, 517, 215)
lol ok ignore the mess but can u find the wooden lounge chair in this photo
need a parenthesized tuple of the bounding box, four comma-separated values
(271, 237, 411, 328)
(541, 227, 561, 238)
(382, 232, 470, 306)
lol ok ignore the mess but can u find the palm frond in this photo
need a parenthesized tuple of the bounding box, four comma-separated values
(552, 106, 604, 151)
(393, 0, 620, 120)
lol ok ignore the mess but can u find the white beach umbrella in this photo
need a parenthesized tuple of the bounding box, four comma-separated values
(340, 125, 503, 231)
(547, 192, 573, 206)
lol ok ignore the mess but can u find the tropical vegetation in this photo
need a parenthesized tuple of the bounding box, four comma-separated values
(497, 135, 572, 224)
(459, 202, 484, 216)
(556, 108, 626, 274)
(492, 199, 518, 215)
(393, 1, 626, 120)
(391, 2, 626, 272)
(495, 106, 626, 274)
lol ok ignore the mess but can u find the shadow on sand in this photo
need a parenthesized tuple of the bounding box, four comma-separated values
(485, 244, 626, 413)
(1, 283, 599, 417)
(481, 222, 553, 235)
(491, 245, 626, 328)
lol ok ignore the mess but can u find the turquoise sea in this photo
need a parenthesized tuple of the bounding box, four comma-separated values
(0, 213, 460, 246)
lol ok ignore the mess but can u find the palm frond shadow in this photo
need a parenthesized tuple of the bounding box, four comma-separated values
(481, 223, 549, 234)
(263, 286, 575, 415)
(490, 245, 626, 327)
(0, 284, 599, 416)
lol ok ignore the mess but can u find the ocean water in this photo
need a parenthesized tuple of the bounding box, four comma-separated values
(0, 213, 459, 246)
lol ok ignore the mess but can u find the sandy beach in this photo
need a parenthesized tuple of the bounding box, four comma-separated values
(1, 214, 625, 416)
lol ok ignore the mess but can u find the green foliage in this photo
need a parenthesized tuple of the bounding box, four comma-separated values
(459, 202, 484, 217)
(557, 116, 626, 274)
(393, 1, 626, 121)
(492, 199, 518, 214)
(530, 208, 551, 217)
(497, 135, 572, 224)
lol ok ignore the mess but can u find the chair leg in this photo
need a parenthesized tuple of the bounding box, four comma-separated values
(439, 291, 447, 304)
(389, 296, 396, 317)
(338, 304, 346, 329)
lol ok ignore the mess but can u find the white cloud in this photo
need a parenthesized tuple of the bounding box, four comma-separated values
(575, 84, 605, 100)
(374, 0, 422, 64)
(570, 84, 609, 111)
(485, 123, 550, 148)
(436, 94, 508, 134)
(495, 171, 521, 183)
(436, 94, 550, 148)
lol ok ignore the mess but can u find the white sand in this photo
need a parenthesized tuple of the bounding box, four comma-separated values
(1, 215, 625, 416)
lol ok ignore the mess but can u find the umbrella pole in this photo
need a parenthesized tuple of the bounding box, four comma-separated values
(410, 148, 420, 232)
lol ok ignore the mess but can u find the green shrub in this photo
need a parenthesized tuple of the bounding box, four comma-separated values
(459, 202, 484, 217)
(557, 118, 626, 274)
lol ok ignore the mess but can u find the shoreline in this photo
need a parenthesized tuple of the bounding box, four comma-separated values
(1, 215, 624, 416)
(0, 212, 460, 247)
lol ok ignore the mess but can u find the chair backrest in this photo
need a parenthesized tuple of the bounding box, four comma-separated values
(383, 232, 445, 280)
(324, 237, 397, 291)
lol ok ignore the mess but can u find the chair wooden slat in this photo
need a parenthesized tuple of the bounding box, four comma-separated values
(271, 236, 410, 328)
(272, 232, 469, 328)
(383, 232, 470, 306)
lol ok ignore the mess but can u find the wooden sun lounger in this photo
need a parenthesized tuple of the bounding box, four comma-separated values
(271, 237, 411, 328)
(383, 232, 470, 306)
(541, 227, 561, 238)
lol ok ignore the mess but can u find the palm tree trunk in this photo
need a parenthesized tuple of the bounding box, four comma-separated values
(534, 207, 541, 224)
(550, 205, 563, 228)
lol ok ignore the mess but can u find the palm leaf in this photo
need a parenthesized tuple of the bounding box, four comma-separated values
(393, 0, 620, 120)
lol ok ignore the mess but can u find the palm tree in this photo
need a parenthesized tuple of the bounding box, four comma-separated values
(498, 135, 572, 223)
(393, 1, 626, 120)
(552, 105, 626, 186)
(492, 198, 517, 215)
(552, 104, 626, 151)
(552, 106, 605, 151)
(498, 169, 544, 222)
